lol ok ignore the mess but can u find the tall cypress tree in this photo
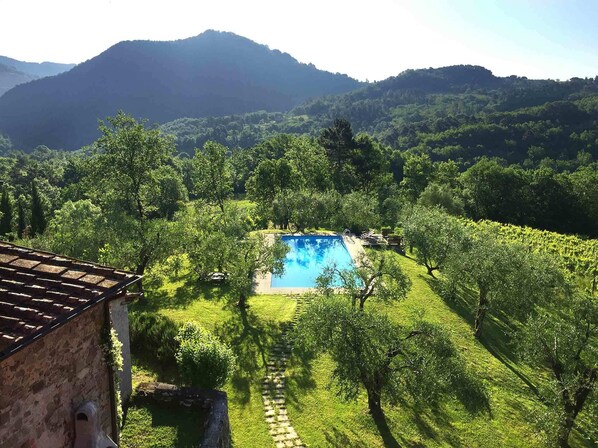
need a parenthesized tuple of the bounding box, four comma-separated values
(17, 197, 26, 239)
(30, 180, 46, 237)
(0, 187, 12, 237)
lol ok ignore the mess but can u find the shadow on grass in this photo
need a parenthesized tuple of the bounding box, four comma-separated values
(390, 396, 465, 448)
(214, 305, 282, 405)
(423, 276, 541, 398)
(324, 426, 371, 448)
(373, 411, 402, 448)
(140, 271, 230, 312)
(284, 344, 317, 412)
(121, 400, 206, 448)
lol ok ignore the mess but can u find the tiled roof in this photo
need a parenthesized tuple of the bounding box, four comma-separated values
(0, 242, 141, 360)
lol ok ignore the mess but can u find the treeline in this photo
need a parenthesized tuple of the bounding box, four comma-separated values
(2, 116, 598, 244)
(158, 66, 598, 171)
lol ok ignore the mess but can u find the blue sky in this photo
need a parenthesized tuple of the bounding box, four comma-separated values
(0, 0, 597, 81)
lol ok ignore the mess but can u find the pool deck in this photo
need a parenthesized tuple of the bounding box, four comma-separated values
(253, 233, 366, 295)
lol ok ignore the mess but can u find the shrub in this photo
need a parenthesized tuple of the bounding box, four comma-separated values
(175, 322, 236, 389)
(129, 312, 179, 366)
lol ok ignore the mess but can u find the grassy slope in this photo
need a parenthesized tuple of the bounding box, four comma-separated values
(126, 255, 592, 447)
(129, 270, 296, 448)
(285, 254, 590, 447)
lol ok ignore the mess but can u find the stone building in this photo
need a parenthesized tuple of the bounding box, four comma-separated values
(0, 242, 141, 447)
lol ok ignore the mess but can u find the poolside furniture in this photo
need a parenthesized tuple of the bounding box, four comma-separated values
(208, 272, 228, 283)
(361, 233, 388, 248)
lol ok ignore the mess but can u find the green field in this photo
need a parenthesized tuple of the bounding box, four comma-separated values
(120, 401, 207, 448)
(123, 253, 593, 447)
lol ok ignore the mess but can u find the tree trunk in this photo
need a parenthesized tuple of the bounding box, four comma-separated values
(426, 265, 437, 278)
(135, 263, 146, 296)
(366, 386, 383, 418)
(474, 289, 488, 339)
(557, 412, 574, 448)
(237, 293, 248, 308)
(556, 370, 597, 448)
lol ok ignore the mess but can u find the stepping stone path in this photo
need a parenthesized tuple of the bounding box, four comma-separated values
(262, 296, 308, 448)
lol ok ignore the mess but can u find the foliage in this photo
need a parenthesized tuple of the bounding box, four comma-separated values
(417, 182, 464, 215)
(180, 202, 250, 280)
(402, 205, 468, 276)
(317, 251, 411, 310)
(91, 112, 181, 290)
(30, 179, 46, 236)
(192, 141, 233, 212)
(101, 327, 124, 427)
(517, 295, 597, 447)
(227, 233, 288, 307)
(334, 190, 380, 234)
(175, 322, 236, 389)
(465, 219, 598, 294)
(129, 312, 180, 366)
(444, 230, 567, 338)
(39, 200, 105, 261)
(293, 296, 489, 416)
(16, 195, 25, 239)
(0, 186, 12, 237)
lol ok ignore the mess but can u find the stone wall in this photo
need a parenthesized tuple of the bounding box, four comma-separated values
(109, 298, 132, 404)
(136, 382, 231, 448)
(0, 305, 114, 448)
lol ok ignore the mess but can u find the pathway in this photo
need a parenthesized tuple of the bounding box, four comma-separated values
(262, 296, 307, 448)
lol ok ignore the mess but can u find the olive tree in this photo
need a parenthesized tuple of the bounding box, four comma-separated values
(294, 296, 488, 417)
(445, 233, 566, 338)
(402, 205, 468, 277)
(317, 251, 411, 310)
(517, 295, 597, 447)
(228, 233, 288, 308)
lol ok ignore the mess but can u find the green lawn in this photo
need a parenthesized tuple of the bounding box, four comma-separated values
(127, 253, 593, 447)
(120, 401, 206, 448)
(130, 268, 296, 448)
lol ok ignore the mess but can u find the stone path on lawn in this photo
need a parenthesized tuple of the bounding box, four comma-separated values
(262, 296, 307, 448)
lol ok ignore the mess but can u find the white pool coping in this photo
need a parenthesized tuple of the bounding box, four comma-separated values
(253, 233, 366, 295)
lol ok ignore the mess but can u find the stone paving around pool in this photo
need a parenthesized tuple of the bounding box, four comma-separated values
(254, 233, 366, 295)
(262, 296, 308, 448)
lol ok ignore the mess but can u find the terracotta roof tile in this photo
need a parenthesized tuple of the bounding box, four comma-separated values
(0, 242, 141, 359)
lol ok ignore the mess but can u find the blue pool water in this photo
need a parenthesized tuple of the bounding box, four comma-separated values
(271, 235, 355, 288)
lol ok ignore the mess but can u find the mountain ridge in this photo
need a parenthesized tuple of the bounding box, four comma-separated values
(0, 56, 75, 97)
(0, 30, 362, 150)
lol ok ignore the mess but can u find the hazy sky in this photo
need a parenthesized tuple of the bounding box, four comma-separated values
(1, 0, 597, 81)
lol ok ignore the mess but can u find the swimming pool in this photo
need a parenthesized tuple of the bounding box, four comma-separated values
(271, 235, 355, 288)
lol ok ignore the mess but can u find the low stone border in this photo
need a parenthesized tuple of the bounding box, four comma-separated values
(135, 382, 231, 448)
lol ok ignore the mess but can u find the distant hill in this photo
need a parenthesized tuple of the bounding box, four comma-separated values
(160, 65, 598, 167)
(0, 64, 36, 97)
(0, 31, 362, 150)
(0, 56, 75, 78)
(0, 56, 74, 97)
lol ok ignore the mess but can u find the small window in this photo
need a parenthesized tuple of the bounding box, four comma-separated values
(76, 413, 88, 421)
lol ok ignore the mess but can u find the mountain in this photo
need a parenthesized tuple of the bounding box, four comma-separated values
(0, 56, 75, 78)
(0, 56, 74, 97)
(0, 31, 362, 150)
(0, 64, 36, 97)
